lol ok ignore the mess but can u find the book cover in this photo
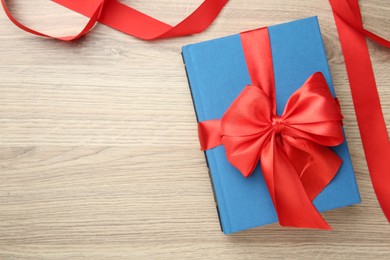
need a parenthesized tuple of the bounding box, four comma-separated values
(182, 16, 360, 234)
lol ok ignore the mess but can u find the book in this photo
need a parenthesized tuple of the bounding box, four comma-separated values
(182, 16, 360, 234)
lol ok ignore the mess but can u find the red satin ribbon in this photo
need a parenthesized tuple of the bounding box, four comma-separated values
(1, 0, 228, 41)
(1, 0, 104, 41)
(329, 0, 390, 222)
(198, 28, 345, 229)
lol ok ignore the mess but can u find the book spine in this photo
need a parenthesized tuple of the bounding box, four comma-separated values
(181, 50, 223, 232)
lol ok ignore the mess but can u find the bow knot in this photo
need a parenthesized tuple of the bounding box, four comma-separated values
(271, 116, 285, 134)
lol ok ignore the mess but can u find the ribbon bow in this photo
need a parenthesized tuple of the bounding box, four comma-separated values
(198, 28, 345, 229)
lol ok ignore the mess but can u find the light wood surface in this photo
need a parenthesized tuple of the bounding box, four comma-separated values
(0, 0, 389, 259)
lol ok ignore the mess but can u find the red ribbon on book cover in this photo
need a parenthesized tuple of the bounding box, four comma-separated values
(198, 28, 345, 229)
(1, 0, 228, 41)
(329, 0, 390, 222)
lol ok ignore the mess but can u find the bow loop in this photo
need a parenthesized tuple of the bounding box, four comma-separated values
(281, 72, 344, 146)
(221, 86, 272, 137)
(220, 85, 273, 177)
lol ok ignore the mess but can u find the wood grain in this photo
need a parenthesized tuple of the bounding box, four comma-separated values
(0, 0, 389, 259)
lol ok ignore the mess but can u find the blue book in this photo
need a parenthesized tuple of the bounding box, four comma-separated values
(182, 17, 360, 234)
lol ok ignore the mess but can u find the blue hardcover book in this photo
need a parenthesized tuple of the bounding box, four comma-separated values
(182, 17, 360, 234)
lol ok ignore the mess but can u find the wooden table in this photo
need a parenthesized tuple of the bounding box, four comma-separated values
(0, 1, 389, 259)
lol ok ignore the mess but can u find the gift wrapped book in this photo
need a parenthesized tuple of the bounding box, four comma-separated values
(182, 16, 360, 234)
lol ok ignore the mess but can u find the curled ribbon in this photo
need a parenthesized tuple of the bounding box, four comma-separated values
(1, 0, 229, 41)
(198, 28, 345, 229)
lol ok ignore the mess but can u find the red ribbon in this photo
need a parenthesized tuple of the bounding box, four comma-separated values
(329, 0, 390, 222)
(198, 28, 345, 229)
(1, 0, 228, 41)
(2, 0, 388, 225)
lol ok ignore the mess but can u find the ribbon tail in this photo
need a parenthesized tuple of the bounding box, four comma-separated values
(261, 136, 331, 230)
(283, 136, 342, 201)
